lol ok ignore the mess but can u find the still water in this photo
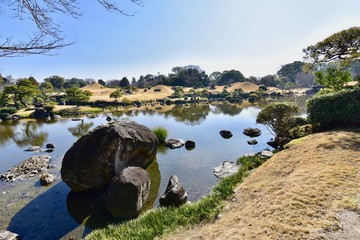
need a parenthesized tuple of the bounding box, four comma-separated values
(0, 102, 281, 239)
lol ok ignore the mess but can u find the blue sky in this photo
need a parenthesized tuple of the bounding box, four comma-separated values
(1, 0, 359, 81)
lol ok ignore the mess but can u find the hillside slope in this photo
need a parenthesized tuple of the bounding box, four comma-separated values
(163, 130, 360, 240)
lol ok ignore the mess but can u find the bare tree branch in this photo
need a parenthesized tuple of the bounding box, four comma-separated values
(0, 0, 143, 57)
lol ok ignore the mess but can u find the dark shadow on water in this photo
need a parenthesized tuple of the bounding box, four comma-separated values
(8, 181, 90, 240)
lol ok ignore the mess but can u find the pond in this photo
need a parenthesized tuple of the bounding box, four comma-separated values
(0, 98, 308, 240)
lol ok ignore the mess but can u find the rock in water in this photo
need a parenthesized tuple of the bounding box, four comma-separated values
(61, 121, 158, 192)
(219, 130, 233, 139)
(159, 175, 187, 207)
(166, 138, 185, 149)
(243, 128, 262, 137)
(105, 167, 150, 218)
(40, 173, 55, 186)
(1, 155, 51, 182)
(0, 230, 20, 240)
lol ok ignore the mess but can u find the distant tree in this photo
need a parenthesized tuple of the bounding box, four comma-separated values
(40, 81, 54, 94)
(44, 75, 65, 90)
(119, 77, 130, 88)
(0, 0, 144, 57)
(209, 71, 222, 82)
(315, 68, 352, 91)
(217, 70, 245, 86)
(304, 26, 360, 68)
(107, 79, 121, 88)
(172, 87, 184, 98)
(277, 61, 305, 84)
(295, 73, 315, 88)
(85, 78, 96, 85)
(98, 79, 106, 86)
(4, 79, 41, 107)
(260, 75, 278, 87)
(247, 76, 259, 84)
(28, 76, 39, 86)
(63, 87, 92, 105)
(64, 78, 86, 89)
(109, 88, 123, 101)
(131, 77, 137, 86)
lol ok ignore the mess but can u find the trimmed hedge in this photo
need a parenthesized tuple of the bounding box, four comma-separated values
(0, 107, 17, 114)
(306, 87, 360, 129)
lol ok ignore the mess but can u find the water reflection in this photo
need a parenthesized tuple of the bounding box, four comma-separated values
(68, 121, 94, 138)
(211, 102, 243, 116)
(163, 104, 211, 126)
(13, 121, 48, 147)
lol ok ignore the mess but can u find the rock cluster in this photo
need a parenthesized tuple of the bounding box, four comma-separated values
(213, 161, 241, 179)
(1, 155, 51, 182)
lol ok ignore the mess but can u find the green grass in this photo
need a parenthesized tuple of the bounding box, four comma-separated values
(85, 155, 267, 240)
(55, 106, 103, 115)
(152, 127, 168, 145)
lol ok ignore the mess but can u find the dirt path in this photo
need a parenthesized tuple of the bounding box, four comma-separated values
(162, 130, 360, 240)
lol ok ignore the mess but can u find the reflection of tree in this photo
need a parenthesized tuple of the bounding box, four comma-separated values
(12, 121, 48, 147)
(163, 104, 211, 126)
(68, 121, 94, 138)
(0, 123, 15, 145)
(211, 103, 243, 116)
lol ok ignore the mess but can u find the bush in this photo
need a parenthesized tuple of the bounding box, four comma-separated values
(0, 107, 17, 114)
(43, 105, 55, 112)
(289, 124, 313, 139)
(153, 127, 168, 145)
(0, 113, 11, 120)
(307, 87, 360, 129)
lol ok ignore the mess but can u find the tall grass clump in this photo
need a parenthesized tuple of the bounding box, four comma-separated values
(86, 154, 269, 240)
(152, 127, 168, 145)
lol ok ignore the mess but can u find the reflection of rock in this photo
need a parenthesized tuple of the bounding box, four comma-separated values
(185, 140, 196, 150)
(66, 189, 116, 229)
(0, 230, 20, 240)
(159, 175, 187, 207)
(247, 139, 258, 145)
(25, 146, 41, 152)
(143, 160, 161, 211)
(61, 121, 158, 192)
(67, 122, 94, 138)
(39, 173, 55, 186)
(243, 128, 261, 137)
(1, 155, 51, 182)
(105, 167, 150, 218)
(213, 161, 240, 179)
(219, 130, 233, 139)
(166, 138, 185, 149)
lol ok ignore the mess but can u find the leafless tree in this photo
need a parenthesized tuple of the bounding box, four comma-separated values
(0, 0, 143, 57)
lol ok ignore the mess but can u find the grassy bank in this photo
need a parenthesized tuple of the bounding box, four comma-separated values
(86, 155, 267, 240)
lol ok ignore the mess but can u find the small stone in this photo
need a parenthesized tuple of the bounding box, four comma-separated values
(46, 143, 55, 149)
(219, 130, 233, 139)
(39, 173, 55, 186)
(25, 146, 41, 152)
(247, 139, 258, 145)
(166, 138, 185, 149)
(185, 140, 196, 150)
(243, 128, 262, 137)
(216, 214, 223, 219)
(260, 150, 274, 158)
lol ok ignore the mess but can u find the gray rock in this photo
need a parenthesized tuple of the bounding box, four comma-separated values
(105, 167, 150, 218)
(219, 130, 233, 139)
(46, 143, 55, 149)
(185, 140, 196, 150)
(247, 139, 258, 145)
(1, 155, 51, 182)
(260, 150, 274, 158)
(159, 175, 187, 207)
(0, 230, 20, 240)
(61, 121, 158, 192)
(213, 161, 240, 179)
(25, 146, 41, 152)
(39, 173, 55, 186)
(166, 138, 185, 149)
(243, 128, 262, 137)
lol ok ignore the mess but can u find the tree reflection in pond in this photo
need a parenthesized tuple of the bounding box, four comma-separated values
(211, 102, 243, 116)
(163, 104, 211, 126)
(0, 122, 15, 145)
(68, 121, 94, 138)
(13, 121, 48, 147)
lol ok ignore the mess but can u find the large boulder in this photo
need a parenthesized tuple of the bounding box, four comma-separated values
(61, 121, 158, 192)
(159, 175, 187, 207)
(105, 167, 151, 218)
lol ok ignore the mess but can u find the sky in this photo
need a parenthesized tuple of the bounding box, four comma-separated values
(0, 0, 360, 82)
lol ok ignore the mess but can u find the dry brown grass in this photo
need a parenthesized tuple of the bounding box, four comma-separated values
(81, 82, 261, 102)
(162, 130, 360, 240)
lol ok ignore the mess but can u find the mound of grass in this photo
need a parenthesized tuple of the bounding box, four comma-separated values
(86, 155, 268, 240)
(152, 127, 168, 145)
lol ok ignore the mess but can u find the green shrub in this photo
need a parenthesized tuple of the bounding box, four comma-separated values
(0, 113, 11, 120)
(306, 87, 360, 129)
(314, 88, 335, 97)
(289, 124, 313, 139)
(43, 105, 55, 112)
(0, 107, 17, 114)
(152, 127, 168, 145)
